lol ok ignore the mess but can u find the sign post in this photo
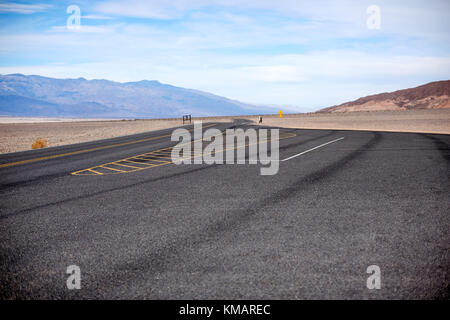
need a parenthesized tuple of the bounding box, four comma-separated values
(182, 115, 192, 124)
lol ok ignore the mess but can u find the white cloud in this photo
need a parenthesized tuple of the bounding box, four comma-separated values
(240, 65, 307, 83)
(93, 0, 450, 36)
(90, 0, 450, 56)
(51, 25, 116, 33)
(95, 0, 190, 19)
(0, 2, 51, 14)
(1, 0, 449, 112)
(1, 51, 448, 110)
(82, 15, 114, 20)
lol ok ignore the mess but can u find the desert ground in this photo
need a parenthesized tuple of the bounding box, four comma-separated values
(256, 109, 450, 134)
(1, 109, 449, 154)
(0, 117, 231, 154)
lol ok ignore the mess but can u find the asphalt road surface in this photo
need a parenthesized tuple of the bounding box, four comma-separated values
(0, 120, 449, 299)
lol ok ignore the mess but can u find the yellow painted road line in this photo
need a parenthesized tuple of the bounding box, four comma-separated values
(134, 156, 171, 163)
(133, 156, 158, 161)
(101, 166, 128, 173)
(88, 168, 103, 175)
(0, 123, 217, 169)
(72, 130, 297, 176)
(153, 150, 173, 153)
(114, 162, 143, 169)
(123, 159, 156, 166)
(143, 154, 173, 159)
(151, 153, 173, 157)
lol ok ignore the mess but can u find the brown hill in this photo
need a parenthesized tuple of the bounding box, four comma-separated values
(318, 80, 450, 113)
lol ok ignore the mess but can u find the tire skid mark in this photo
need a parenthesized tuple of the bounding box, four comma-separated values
(89, 132, 383, 292)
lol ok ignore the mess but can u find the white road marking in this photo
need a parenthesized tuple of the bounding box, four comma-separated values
(281, 137, 345, 162)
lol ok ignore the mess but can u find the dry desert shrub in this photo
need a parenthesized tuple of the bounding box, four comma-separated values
(32, 138, 48, 149)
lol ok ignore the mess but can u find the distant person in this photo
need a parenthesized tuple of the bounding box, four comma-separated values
(258, 116, 262, 124)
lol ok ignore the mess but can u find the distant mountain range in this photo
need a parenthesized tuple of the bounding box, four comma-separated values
(2, 74, 449, 118)
(0, 74, 272, 118)
(318, 80, 450, 113)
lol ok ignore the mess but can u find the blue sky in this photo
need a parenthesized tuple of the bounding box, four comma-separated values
(0, 0, 449, 111)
